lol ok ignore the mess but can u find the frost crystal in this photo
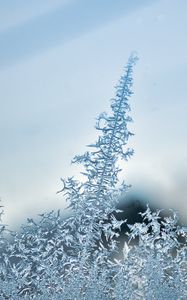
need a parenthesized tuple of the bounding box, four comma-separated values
(0, 55, 186, 299)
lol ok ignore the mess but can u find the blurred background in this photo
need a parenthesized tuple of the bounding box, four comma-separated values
(0, 0, 186, 229)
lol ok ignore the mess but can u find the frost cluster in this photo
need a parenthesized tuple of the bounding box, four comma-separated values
(0, 55, 186, 299)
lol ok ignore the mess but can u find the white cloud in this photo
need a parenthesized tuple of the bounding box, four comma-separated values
(0, 0, 187, 227)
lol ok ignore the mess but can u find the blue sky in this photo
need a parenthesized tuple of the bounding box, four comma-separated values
(0, 0, 187, 228)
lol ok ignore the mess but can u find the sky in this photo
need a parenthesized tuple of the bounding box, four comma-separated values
(0, 0, 187, 228)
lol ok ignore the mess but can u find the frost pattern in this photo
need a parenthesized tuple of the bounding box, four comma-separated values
(0, 55, 186, 299)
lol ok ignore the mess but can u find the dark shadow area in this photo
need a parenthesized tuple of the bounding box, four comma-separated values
(111, 193, 187, 251)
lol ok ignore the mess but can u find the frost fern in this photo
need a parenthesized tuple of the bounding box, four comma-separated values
(0, 55, 186, 299)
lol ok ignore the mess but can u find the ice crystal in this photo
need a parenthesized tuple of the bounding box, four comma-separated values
(0, 55, 186, 299)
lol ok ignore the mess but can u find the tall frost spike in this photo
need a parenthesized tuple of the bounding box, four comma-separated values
(70, 54, 138, 214)
(1, 55, 187, 299)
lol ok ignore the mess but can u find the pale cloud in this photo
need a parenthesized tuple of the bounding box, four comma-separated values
(0, 0, 186, 227)
(0, 0, 71, 32)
